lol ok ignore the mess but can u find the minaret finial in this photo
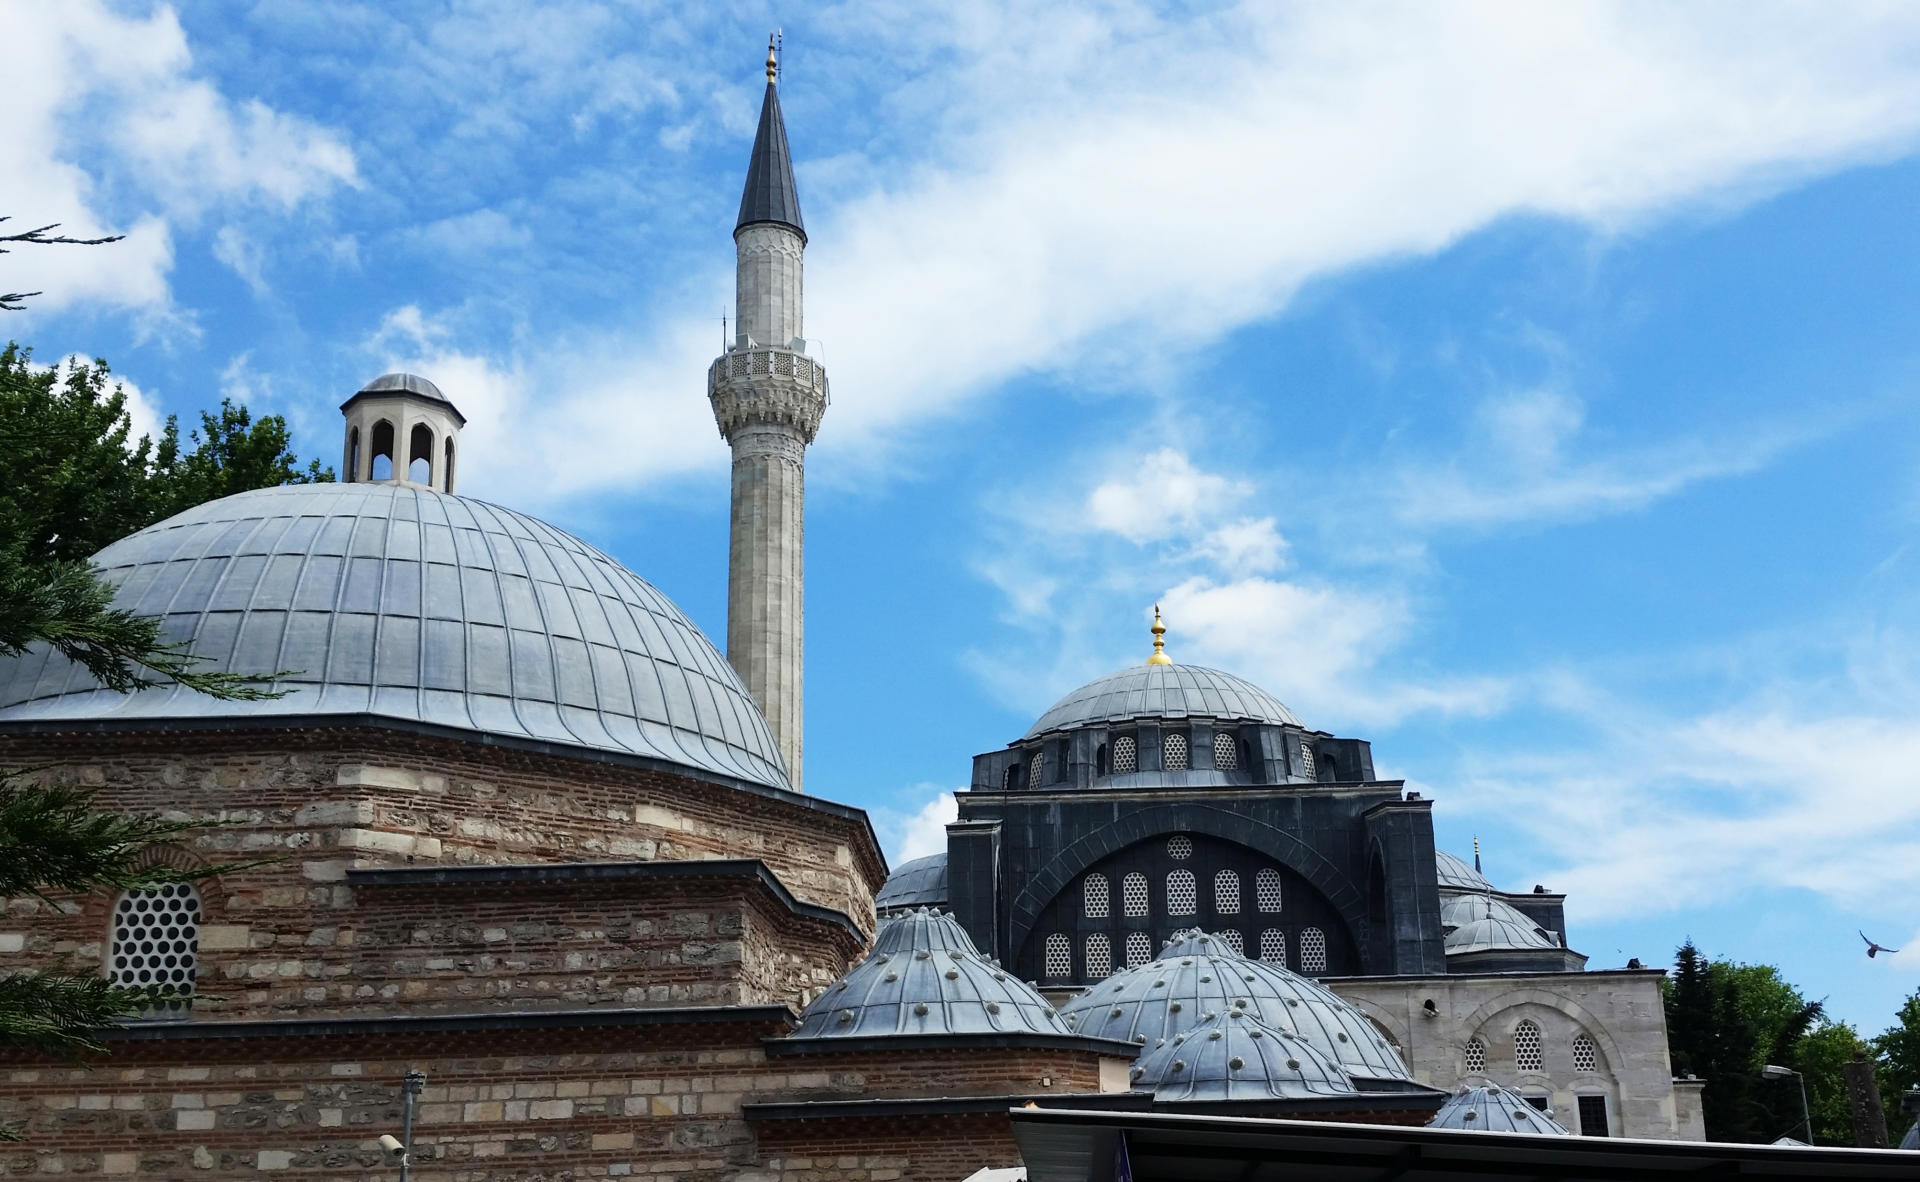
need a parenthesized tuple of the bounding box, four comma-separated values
(766, 33, 778, 82)
(1473, 835, 1482, 874)
(1147, 605, 1173, 666)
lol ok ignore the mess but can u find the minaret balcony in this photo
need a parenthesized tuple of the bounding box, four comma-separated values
(708, 347, 830, 443)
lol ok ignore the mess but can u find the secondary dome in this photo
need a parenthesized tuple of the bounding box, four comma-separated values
(1128, 1009, 1359, 1104)
(1429, 1084, 1571, 1135)
(1056, 929, 1412, 1084)
(1434, 850, 1495, 893)
(0, 483, 790, 791)
(875, 852, 948, 915)
(787, 909, 1075, 1041)
(1024, 664, 1302, 741)
(1441, 895, 1558, 955)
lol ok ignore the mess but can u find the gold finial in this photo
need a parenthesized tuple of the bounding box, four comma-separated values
(1147, 605, 1173, 665)
(766, 34, 778, 81)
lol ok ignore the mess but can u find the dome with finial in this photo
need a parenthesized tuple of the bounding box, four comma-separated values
(1055, 929, 1414, 1084)
(1428, 1084, 1572, 1135)
(1127, 1008, 1361, 1103)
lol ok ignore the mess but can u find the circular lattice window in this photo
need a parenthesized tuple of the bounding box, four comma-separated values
(111, 883, 201, 1017)
(1167, 834, 1193, 860)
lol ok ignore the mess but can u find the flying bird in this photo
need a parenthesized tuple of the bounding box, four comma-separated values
(1861, 931, 1901, 959)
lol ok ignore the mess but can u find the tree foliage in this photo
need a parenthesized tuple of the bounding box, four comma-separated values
(1876, 989, 1920, 1124)
(0, 344, 330, 698)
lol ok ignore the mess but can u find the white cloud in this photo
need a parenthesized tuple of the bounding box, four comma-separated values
(212, 227, 269, 297)
(1189, 518, 1290, 578)
(875, 788, 959, 865)
(1088, 448, 1248, 540)
(44, 354, 163, 449)
(0, 1, 357, 316)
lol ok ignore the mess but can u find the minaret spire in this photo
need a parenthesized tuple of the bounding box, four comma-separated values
(709, 38, 827, 791)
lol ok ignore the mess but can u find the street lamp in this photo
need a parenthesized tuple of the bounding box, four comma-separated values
(381, 1070, 427, 1180)
(1762, 1064, 1812, 1143)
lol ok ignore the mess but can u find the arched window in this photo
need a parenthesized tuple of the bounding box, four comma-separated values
(1002, 764, 1019, 790)
(1219, 929, 1244, 956)
(1112, 735, 1137, 774)
(1167, 835, 1192, 860)
(1324, 754, 1339, 781)
(1164, 732, 1189, 771)
(369, 419, 396, 480)
(1515, 1020, 1544, 1073)
(1255, 868, 1283, 913)
(1083, 873, 1109, 918)
(408, 422, 435, 484)
(110, 883, 202, 1019)
(1096, 743, 1108, 777)
(1214, 869, 1240, 914)
(1259, 928, 1286, 966)
(1167, 870, 1196, 916)
(1028, 753, 1046, 788)
(1043, 933, 1071, 978)
(347, 426, 361, 482)
(1125, 931, 1151, 968)
(1298, 742, 1316, 778)
(1299, 926, 1328, 973)
(1122, 873, 1148, 917)
(1086, 933, 1111, 979)
(1212, 731, 1238, 770)
(1464, 1036, 1486, 1074)
(1572, 1033, 1598, 1073)
(444, 437, 456, 493)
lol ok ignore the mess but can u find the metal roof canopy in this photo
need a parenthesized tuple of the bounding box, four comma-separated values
(1010, 1107, 1920, 1182)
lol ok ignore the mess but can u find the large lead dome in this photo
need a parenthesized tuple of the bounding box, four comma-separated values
(0, 483, 791, 792)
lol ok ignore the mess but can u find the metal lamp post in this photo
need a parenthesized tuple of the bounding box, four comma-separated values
(1762, 1064, 1812, 1143)
(399, 1070, 426, 1180)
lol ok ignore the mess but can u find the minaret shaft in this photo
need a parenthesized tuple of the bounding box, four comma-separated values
(735, 224, 803, 348)
(726, 425, 807, 784)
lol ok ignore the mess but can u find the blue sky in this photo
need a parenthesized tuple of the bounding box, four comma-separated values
(9, 2, 1920, 1034)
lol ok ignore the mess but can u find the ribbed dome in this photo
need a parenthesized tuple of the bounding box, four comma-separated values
(1055, 929, 1413, 1084)
(355, 371, 449, 402)
(0, 483, 789, 791)
(1441, 895, 1558, 955)
(1435, 850, 1495, 893)
(875, 852, 948, 914)
(1024, 664, 1302, 740)
(1429, 1085, 1571, 1135)
(1129, 1009, 1359, 1103)
(787, 909, 1071, 1041)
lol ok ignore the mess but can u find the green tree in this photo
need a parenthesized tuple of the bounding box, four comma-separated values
(1876, 989, 1920, 1120)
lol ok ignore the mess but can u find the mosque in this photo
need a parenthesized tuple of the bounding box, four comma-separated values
(0, 41, 1702, 1181)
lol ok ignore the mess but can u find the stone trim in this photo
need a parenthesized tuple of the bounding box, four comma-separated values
(744, 1091, 1153, 1121)
(95, 1004, 797, 1044)
(347, 858, 863, 941)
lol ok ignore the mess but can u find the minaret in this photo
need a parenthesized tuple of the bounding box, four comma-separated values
(709, 37, 827, 791)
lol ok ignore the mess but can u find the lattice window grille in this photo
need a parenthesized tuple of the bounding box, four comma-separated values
(1167, 870, 1197, 916)
(1167, 835, 1193, 860)
(1044, 933, 1072, 978)
(1086, 933, 1112, 979)
(1572, 1033, 1598, 1073)
(1515, 1020, 1544, 1073)
(1112, 735, 1138, 774)
(1298, 742, 1316, 777)
(1214, 870, 1241, 915)
(1464, 1037, 1486, 1074)
(1299, 926, 1328, 973)
(1125, 931, 1152, 968)
(1255, 868, 1283, 913)
(1164, 732, 1189, 771)
(1213, 731, 1238, 770)
(1028, 754, 1046, 788)
(1083, 874, 1110, 919)
(1220, 929, 1245, 956)
(110, 884, 201, 1018)
(1259, 928, 1286, 966)
(1123, 873, 1149, 917)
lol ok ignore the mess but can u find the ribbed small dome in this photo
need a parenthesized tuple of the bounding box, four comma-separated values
(1434, 850, 1495, 893)
(1024, 664, 1302, 740)
(1441, 895, 1557, 955)
(1055, 929, 1413, 1083)
(1129, 1009, 1359, 1103)
(356, 372, 449, 402)
(875, 852, 948, 914)
(0, 484, 788, 791)
(1429, 1084, 1571, 1135)
(788, 910, 1071, 1041)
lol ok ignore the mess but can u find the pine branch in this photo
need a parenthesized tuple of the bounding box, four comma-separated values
(1, 217, 126, 312)
(0, 778, 273, 901)
(0, 970, 163, 1060)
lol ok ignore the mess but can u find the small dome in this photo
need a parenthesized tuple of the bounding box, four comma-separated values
(1024, 663, 1302, 741)
(875, 852, 948, 914)
(1129, 1009, 1359, 1103)
(1055, 929, 1413, 1084)
(358, 372, 449, 402)
(1435, 850, 1494, 893)
(787, 910, 1072, 1041)
(0, 484, 789, 791)
(1441, 896, 1557, 955)
(1429, 1084, 1571, 1135)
